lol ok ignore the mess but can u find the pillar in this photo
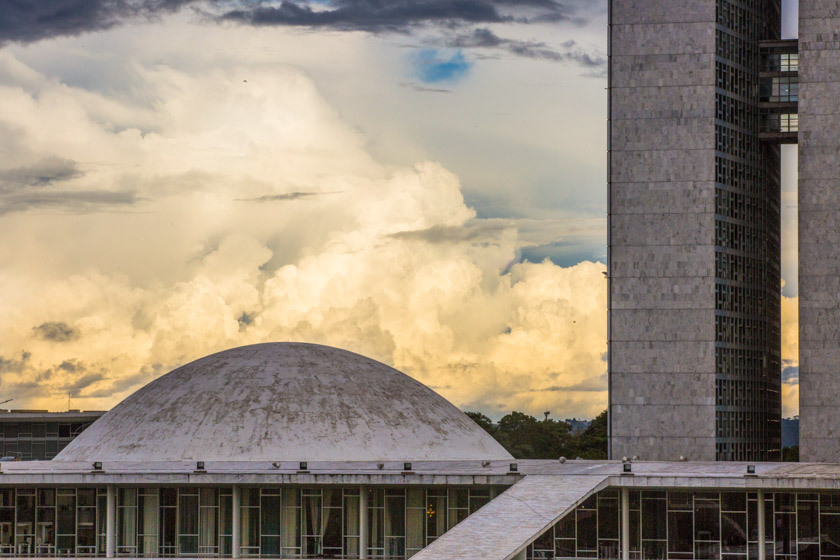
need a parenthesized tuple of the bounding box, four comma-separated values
(105, 486, 116, 559)
(359, 487, 369, 559)
(621, 487, 630, 560)
(232, 486, 241, 559)
(758, 489, 766, 560)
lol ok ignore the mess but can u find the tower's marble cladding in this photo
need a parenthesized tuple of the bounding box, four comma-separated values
(798, 0, 840, 462)
(608, 2, 719, 461)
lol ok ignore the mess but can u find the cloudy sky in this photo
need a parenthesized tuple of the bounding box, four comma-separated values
(0, 0, 800, 420)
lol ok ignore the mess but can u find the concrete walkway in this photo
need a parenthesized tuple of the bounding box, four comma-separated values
(412, 473, 610, 560)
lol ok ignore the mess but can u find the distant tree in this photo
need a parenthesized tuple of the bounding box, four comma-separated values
(782, 445, 799, 462)
(554, 409, 608, 460)
(465, 411, 495, 433)
(464, 409, 608, 460)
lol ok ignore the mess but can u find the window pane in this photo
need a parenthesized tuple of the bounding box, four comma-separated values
(386, 496, 405, 537)
(262, 494, 282, 536)
(668, 511, 692, 554)
(822, 515, 840, 555)
(323, 506, 342, 549)
(696, 541, 720, 560)
(599, 498, 619, 540)
(642, 499, 666, 540)
(577, 509, 597, 552)
(695, 499, 720, 541)
(774, 513, 795, 555)
(797, 500, 818, 542)
(426, 496, 446, 539)
(179, 494, 198, 535)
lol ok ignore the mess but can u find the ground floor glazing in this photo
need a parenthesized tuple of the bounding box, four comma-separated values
(528, 489, 840, 560)
(0, 485, 497, 558)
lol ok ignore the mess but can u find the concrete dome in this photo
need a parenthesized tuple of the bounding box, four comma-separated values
(54, 343, 512, 462)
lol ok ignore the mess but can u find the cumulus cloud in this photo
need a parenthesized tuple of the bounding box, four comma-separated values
(0, 54, 607, 418)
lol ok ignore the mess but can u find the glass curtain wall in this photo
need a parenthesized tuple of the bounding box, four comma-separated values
(526, 490, 840, 560)
(713, 0, 783, 462)
(0, 485, 494, 559)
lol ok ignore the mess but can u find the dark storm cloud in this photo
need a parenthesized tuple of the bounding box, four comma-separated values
(219, 0, 580, 32)
(0, 157, 83, 190)
(0, 0, 200, 45)
(33, 322, 80, 342)
(217, 1, 606, 68)
(0, 190, 141, 216)
(449, 28, 605, 71)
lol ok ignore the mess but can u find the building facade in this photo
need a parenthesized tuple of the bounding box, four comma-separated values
(7, 344, 840, 560)
(605, 0, 840, 462)
(797, 0, 840, 462)
(0, 411, 104, 461)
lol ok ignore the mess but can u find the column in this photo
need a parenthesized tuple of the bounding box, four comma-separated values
(232, 486, 241, 559)
(105, 486, 116, 559)
(758, 489, 766, 560)
(621, 487, 630, 560)
(359, 487, 369, 560)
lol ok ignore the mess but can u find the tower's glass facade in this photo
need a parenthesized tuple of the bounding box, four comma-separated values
(713, 0, 783, 461)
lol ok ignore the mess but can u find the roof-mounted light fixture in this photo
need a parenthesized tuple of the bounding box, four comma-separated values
(746, 465, 757, 476)
(92, 461, 103, 472)
(509, 463, 518, 473)
(297, 461, 309, 473)
(195, 461, 206, 473)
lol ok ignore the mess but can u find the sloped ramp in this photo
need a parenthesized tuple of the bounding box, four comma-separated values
(412, 474, 610, 560)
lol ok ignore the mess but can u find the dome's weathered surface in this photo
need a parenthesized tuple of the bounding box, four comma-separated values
(54, 343, 512, 462)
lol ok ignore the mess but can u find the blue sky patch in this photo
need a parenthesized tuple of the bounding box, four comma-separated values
(413, 50, 472, 84)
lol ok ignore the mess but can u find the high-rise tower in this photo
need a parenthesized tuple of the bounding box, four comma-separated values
(608, 0, 785, 461)
(798, 1, 840, 462)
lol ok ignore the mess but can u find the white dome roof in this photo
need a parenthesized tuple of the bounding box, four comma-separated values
(54, 343, 512, 462)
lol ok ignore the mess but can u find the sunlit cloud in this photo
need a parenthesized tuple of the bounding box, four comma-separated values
(0, 53, 608, 419)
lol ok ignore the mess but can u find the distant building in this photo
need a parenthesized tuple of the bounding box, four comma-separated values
(782, 416, 800, 448)
(564, 418, 590, 434)
(0, 410, 105, 460)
